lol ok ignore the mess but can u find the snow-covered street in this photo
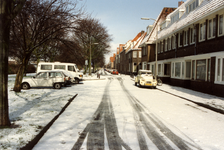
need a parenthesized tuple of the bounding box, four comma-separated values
(1, 72, 224, 150)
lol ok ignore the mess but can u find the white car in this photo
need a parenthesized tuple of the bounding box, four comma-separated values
(21, 70, 71, 89)
(135, 70, 157, 88)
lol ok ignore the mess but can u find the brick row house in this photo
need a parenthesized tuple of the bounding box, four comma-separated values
(110, 0, 224, 97)
(117, 31, 146, 75)
(145, 0, 224, 97)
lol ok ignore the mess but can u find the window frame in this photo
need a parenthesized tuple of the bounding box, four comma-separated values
(215, 57, 224, 84)
(218, 14, 224, 36)
(199, 22, 206, 42)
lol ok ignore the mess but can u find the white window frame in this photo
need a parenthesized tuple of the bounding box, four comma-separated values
(207, 17, 216, 39)
(133, 51, 137, 58)
(199, 22, 206, 42)
(139, 51, 141, 58)
(190, 27, 195, 44)
(164, 39, 167, 52)
(215, 57, 224, 84)
(161, 41, 164, 53)
(178, 32, 183, 48)
(218, 14, 224, 36)
(168, 37, 171, 50)
(172, 35, 176, 49)
(183, 30, 188, 46)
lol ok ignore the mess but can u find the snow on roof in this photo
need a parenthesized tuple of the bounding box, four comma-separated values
(124, 31, 146, 53)
(158, 0, 224, 39)
(139, 7, 176, 47)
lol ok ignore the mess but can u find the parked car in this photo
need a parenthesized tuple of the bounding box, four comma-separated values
(21, 70, 71, 90)
(112, 70, 119, 75)
(135, 70, 157, 88)
(36, 62, 83, 84)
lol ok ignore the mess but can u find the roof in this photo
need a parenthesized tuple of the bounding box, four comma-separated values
(125, 31, 146, 53)
(158, 0, 224, 39)
(139, 7, 176, 47)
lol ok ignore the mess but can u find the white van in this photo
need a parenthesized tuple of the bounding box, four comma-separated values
(37, 62, 83, 83)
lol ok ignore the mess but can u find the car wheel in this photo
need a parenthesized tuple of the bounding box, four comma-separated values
(138, 81, 141, 87)
(22, 83, 30, 90)
(75, 78, 79, 84)
(54, 83, 61, 89)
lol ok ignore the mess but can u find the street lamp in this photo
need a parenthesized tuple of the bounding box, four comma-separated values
(141, 17, 158, 81)
(89, 38, 98, 75)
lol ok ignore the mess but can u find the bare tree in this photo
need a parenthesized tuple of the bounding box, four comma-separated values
(9, 0, 83, 92)
(0, 0, 26, 127)
(72, 17, 112, 73)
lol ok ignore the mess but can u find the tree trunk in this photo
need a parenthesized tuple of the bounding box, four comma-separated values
(13, 58, 29, 92)
(0, 1, 11, 127)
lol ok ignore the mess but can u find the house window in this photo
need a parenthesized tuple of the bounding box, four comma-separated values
(158, 42, 161, 53)
(182, 62, 185, 78)
(168, 37, 171, 50)
(199, 22, 206, 41)
(175, 62, 181, 78)
(207, 59, 211, 81)
(183, 30, 188, 46)
(161, 41, 164, 53)
(192, 60, 195, 80)
(142, 47, 146, 56)
(222, 58, 224, 81)
(216, 58, 224, 83)
(219, 15, 223, 35)
(187, 0, 199, 14)
(213, 18, 216, 37)
(172, 63, 174, 77)
(208, 18, 216, 39)
(139, 51, 141, 58)
(217, 58, 221, 81)
(151, 65, 154, 75)
(179, 32, 183, 47)
(164, 64, 171, 76)
(172, 36, 176, 49)
(133, 51, 137, 58)
(165, 39, 167, 52)
(190, 27, 195, 44)
(186, 61, 191, 78)
(196, 59, 206, 80)
(158, 64, 162, 76)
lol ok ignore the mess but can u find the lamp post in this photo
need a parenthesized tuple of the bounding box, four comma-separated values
(141, 17, 158, 81)
(89, 37, 98, 75)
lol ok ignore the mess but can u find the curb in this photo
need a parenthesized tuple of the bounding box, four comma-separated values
(20, 94, 78, 150)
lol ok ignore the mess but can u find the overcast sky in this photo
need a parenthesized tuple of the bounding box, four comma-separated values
(78, 0, 181, 63)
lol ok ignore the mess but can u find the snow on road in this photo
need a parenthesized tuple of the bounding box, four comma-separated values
(1, 73, 224, 150)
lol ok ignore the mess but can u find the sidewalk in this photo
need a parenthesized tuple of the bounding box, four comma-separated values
(156, 84, 224, 114)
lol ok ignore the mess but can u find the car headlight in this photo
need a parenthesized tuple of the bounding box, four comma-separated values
(79, 75, 83, 77)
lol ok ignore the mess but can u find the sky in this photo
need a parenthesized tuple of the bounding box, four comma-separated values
(77, 0, 181, 63)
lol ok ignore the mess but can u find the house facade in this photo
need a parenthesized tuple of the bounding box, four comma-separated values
(118, 31, 146, 75)
(147, 0, 224, 97)
(139, 7, 176, 72)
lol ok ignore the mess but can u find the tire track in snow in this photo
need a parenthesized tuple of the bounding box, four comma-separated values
(72, 78, 131, 150)
(117, 77, 202, 150)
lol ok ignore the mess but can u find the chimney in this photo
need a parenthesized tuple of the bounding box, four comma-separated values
(178, 1, 184, 7)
